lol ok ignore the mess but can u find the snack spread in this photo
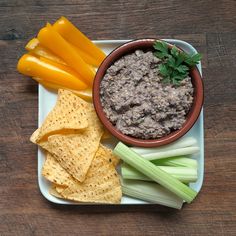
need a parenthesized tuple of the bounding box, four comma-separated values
(17, 16, 202, 208)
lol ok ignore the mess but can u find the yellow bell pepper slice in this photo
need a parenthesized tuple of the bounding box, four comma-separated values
(71, 88, 92, 102)
(34, 78, 92, 102)
(39, 56, 96, 83)
(25, 37, 99, 67)
(71, 44, 101, 67)
(39, 56, 81, 78)
(53, 16, 106, 64)
(37, 24, 95, 86)
(39, 55, 95, 75)
(25, 38, 39, 50)
(25, 37, 66, 65)
(29, 46, 66, 65)
(17, 54, 88, 90)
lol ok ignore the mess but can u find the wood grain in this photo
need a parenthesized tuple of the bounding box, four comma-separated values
(0, 0, 236, 235)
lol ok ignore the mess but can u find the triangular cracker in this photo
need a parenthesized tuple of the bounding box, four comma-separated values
(30, 89, 89, 143)
(42, 152, 74, 186)
(98, 144, 120, 167)
(43, 104, 103, 182)
(42, 145, 119, 186)
(49, 185, 64, 198)
(60, 145, 122, 204)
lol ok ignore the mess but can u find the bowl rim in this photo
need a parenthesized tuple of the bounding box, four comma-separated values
(93, 38, 204, 147)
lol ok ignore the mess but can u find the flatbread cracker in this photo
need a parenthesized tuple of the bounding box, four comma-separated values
(30, 89, 121, 203)
(42, 145, 118, 187)
(101, 129, 112, 140)
(60, 145, 122, 204)
(30, 128, 40, 144)
(44, 104, 103, 182)
(49, 185, 64, 198)
(55, 185, 67, 193)
(30, 89, 89, 143)
(42, 152, 74, 186)
(99, 144, 120, 167)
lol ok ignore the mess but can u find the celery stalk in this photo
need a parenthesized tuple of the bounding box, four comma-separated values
(131, 137, 197, 155)
(121, 163, 198, 183)
(113, 142, 198, 203)
(142, 146, 199, 161)
(152, 156, 198, 168)
(121, 179, 183, 209)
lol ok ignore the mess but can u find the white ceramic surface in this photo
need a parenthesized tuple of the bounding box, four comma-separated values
(37, 39, 204, 204)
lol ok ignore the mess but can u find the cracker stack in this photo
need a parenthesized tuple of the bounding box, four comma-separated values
(31, 89, 121, 204)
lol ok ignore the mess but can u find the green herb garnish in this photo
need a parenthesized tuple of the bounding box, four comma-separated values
(153, 41, 202, 85)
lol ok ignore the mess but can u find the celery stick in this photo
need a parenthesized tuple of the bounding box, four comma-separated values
(152, 156, 198, 168)
(114, 142, 197, 203)
(121, 163, 198, 183)
(142, 146, 199, 161)
(121, 179, 183, 209)
(131, 137, 197, 155)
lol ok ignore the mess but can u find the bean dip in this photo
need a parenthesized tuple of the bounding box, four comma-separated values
(100, 50, 194, 139)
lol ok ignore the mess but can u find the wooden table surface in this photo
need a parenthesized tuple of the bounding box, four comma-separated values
(0, 0, 236, 235)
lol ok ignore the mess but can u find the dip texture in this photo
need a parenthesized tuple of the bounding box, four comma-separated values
(100, 50, 194, 139)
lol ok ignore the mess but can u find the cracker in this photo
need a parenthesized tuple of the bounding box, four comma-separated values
(30, 128, 40, 144)
(45, 104, 103, 182)
(55, 185, 67, 194)
(99, 144, 120, 167)
(60, 145, 122, 204)
(42, 152, 74, 186)
(101, 129, 112, 140)
(49, 185, 64, 198)
(30, 89, 89, 143)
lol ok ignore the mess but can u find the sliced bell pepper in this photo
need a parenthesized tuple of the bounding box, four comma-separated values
(37, 24, 95, 86)
(53, 16, 106, 63)
(39, 57, 97, 89)
(25, 37, 99, 67)
(71, 44, 102, 68)
(29, 46, 66, 65)
(39, 56, 81, 78)
(17, 54, 88, 90)
(34, 78, 92, 102)
(25, 38, 39, 50)
(25, 37, 66, 65)
(69, 88, 92, 102)
(39, 56, 96, 83)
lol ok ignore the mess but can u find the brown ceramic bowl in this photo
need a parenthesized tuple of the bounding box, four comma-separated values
(93, 39, 204, 147)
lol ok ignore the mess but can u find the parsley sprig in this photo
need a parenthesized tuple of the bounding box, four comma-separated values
(153, 41, 202, 85)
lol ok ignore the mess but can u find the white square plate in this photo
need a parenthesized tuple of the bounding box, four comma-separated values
(38, 39, 204, 204)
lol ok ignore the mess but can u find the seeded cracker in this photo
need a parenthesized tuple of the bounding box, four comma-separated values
(42, 152, 74, 186)
(30, 89, 121, 204)
(44, 104, 103, 182)
(30, 89, 89, 143)
(42, 144, 119, 190)
(60, 145, 122, 204)
(98, 144, 120, 167)
(55, 185, 66, 194)
(49, 185, 64, 198)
